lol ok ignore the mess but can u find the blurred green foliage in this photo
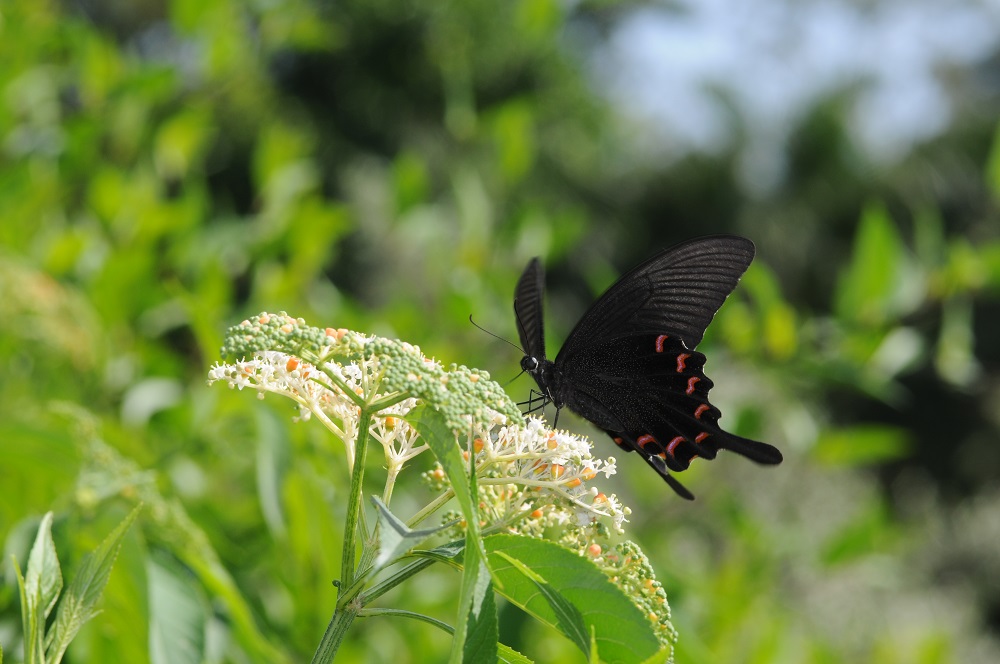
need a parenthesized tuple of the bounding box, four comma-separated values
(2, 0, 1000, 662)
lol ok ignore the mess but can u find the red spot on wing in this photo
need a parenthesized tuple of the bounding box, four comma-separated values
(655, 335, 669, 353)
(676, 353, 691, 373)
(686, 376, 700, 395)
(694, 404, 710, 420)
(666, 436, 685, 455)
(613, 436, 625, 447)
(695, 432, 710, 444)
(637, 434, 656, 449)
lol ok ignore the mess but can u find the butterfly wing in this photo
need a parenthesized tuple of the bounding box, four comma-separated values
(545, 235, 775, 499)
(514, 257, 547, 360)
(555, 333, 782, 498)
(557, 235, 756, 360)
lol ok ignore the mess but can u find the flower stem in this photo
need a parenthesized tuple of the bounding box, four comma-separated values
(340, 408, 373, 594)
(407, 489, 455, 528)
(312, 407, 375, 664)
(310, 602, 358, 664)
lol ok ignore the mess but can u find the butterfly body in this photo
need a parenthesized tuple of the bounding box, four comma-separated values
(514, 235, 782, 499)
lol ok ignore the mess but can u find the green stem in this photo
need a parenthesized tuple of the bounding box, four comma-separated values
(340, 408, 373, 595)
(313, 407, 377, 664)
(310, 604, 359, 664)
(407, 488, 455, 528)
(362, 558, 436, 604)
(368, 392, 412, 411)
(358, 607, 455, 634)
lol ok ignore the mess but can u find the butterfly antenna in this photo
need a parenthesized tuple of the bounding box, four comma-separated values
(468, 315, 524, 353)
(503, 369, 526, 388)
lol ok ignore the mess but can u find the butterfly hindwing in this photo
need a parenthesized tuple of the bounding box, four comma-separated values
(556, 333, 781, 476)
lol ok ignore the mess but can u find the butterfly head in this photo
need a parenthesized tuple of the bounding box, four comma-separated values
(520, 354, 559, 404)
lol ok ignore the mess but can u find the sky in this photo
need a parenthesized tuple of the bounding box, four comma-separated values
(592, 0, 1000, 192)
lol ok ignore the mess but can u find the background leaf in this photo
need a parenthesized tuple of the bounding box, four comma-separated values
(45, 505, 141, 663)
(4, 0, 1000, 660)
(25, 512, 63, 624)
(147, 552, 207, 664)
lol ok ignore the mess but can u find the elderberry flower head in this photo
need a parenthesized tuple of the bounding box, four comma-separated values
(207, 313, 630, 528)
(208, 313, 672, 655)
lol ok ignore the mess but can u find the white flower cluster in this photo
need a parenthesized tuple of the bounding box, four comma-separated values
(208, 339, 629, 532)
(456, 415, 631, 534)
(208, 346, 426, 472)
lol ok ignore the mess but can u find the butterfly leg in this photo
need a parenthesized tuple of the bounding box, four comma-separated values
(517, 389, 551, 416)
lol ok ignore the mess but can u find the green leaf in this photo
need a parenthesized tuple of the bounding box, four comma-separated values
(740, 263, 798, 360)
(25, 512, 63, 621)
(403, 405, 480, 540)
(45, 505, 141, 664)
(821, 501, 898, 566)
(148, 552, 207, 664)
(458, 555, 498, 664)
(498, 642, 533, 664)
(15, 512, 63, 664)
(493, 552, 589, 654)
(255, 409, 290, 538)
(813, 425, 910, 466)
(835, 201, 905, 325)
(14, 559, 43, 664)
(484, 534, 662, 664)
(370, 496, 457, 575)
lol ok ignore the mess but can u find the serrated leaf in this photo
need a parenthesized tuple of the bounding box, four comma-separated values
(15, 513, 62, 664)
(45, 505, 141, 664)
(25, 512, 63, 621)
(484, 535, 661, 664)
(148, 551, 207, 664)
(458, 554, 498, 664)
(498, 643, 532, 664)
(370, 496, 456, 575)
(14, 558, 43, 664)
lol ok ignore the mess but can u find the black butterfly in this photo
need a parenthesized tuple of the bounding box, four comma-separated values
(514, 235, 782, 499)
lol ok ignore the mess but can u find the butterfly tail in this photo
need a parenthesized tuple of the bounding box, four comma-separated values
(715, 431, 783, 465)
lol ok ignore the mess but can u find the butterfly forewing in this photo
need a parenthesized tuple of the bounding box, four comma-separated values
(556, 235, 755, 364)
(514, 257, 547, 360)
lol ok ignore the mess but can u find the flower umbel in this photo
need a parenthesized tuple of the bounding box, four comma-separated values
(209, 312, 675, 660)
